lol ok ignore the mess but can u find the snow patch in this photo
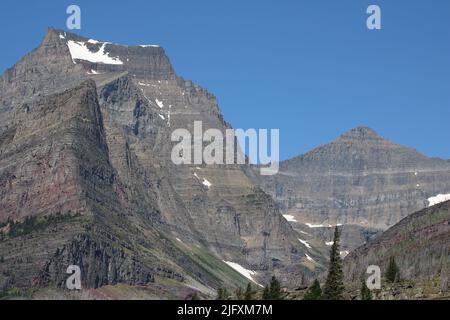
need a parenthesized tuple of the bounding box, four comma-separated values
(59, 34, 65, 39)
(340, 251, 349, 258)
(223, 261, 262, 287)
(87, 69, 100, 75)
(305, 223, 343, 228)
(202, 178, 212, 189)
(427, 194, 450, 207)
(283, 215, 297, 222)
(155, 98, 164, 108)
(298, 239, 312, 249)
(325, 241, 334, 246)
(305, 223, 325, 228)
(158, 114, 165, 120)
(140, 44, 160, 48)
(67, 40, 123, 65)
(305, 254, 316, 263)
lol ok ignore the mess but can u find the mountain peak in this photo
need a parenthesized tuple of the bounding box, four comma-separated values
(338, 126, 382, 142)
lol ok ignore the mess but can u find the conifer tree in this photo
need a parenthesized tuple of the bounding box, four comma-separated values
(217, 287, 229, 300)
(269, 275, 282, 300)
(360, 280, 373, 300)
(235, 287, 244, 300)
(244, 283, 254, 300)
(323, 226, 345, 300)
(262, 285, 270, 300)
(386, 256, 400, 283)
(303, 279, 322, 300)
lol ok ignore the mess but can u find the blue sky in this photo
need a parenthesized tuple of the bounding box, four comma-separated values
(1, 0, 449, 160)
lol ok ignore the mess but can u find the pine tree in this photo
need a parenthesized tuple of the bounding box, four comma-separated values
(268, 275, 282, 300)
(244, 283, 254, 300)
(303, 279, 322, 300)
(191, 292, 200, 300)
(217, 287, 229, 300)
(262, 285, 270, 300)
(360, 280, 373, 300)
(386, 256, 400, 283)
(323, 226, 345, 300)
(235, 287, 244, 300)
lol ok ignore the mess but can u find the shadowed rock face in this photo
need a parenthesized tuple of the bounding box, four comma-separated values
(248, 127, 450, 251)
(0, 28, 317, 295)
(343, 200, 450, 291)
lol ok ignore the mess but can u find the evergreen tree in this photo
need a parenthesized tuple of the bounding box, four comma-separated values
(191, 292, 200, 300)
(386, 256, 400, 283)
(235, 287, 244, 300)
(216, 287, 230, 300)
(262, 285, 270, 300)
(323, 226, 345, 300)
(268, 275, 282, 300)
(360, 280, 373, 300)
(303, 279, 322, 300)
(244, 283, 254, 300)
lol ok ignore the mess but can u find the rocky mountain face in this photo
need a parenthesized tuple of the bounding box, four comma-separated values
(248, 127, 450, 251)
(0, 28, 319, 297)
(343, 200, 450, 292)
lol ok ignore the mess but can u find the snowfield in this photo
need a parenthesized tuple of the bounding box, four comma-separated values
(223, 261, 263, 287)
(283, 215, 297, 222)
(298, 239, 312, 249)
(427, 194, 450, 207)
(67, 40, 123, 65)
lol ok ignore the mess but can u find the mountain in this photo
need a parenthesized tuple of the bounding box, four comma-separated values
(343, 200, 449, 293)
(247, 127, 450, 251)
(0, 28, 319, 298)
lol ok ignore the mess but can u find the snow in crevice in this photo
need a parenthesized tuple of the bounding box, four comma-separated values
(298, 239, 312, 249)
(305, 253, 316, 263)
(427, 194, 450, 207)
(87, 69, 100, 75)
(155, 98, 164, 108)
(325, 241, 334, 246)
(283, 215, 297, 222)
(305, 223, 343, 228)
(193, 172, 212, 189)
(202, 178, 212, 188)
(67, 40, 123, 65)
(158, 114, 165, 120)
(223, 261, 263, 287)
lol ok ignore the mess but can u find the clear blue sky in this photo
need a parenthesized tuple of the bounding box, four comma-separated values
(1, 0, 449, 160)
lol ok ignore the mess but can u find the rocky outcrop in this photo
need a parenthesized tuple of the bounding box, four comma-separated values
(343, 200, 450, 291)
(248, 127, 450, 251)
(0, 28, 316, 296)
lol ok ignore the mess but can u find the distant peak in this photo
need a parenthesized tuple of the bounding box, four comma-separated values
(339, 127, 381, 141)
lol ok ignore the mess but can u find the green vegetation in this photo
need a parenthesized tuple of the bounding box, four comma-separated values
(323, 227, 345, 300)
(3, 213, 81, 238)
(303, 279, 322, 300)
(216, 287, 230, 300)
(262, 275, 282, 300)
(360, 280, 373, 300)
(386, 256, 400, 283)
(244, 283, 255, 300)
